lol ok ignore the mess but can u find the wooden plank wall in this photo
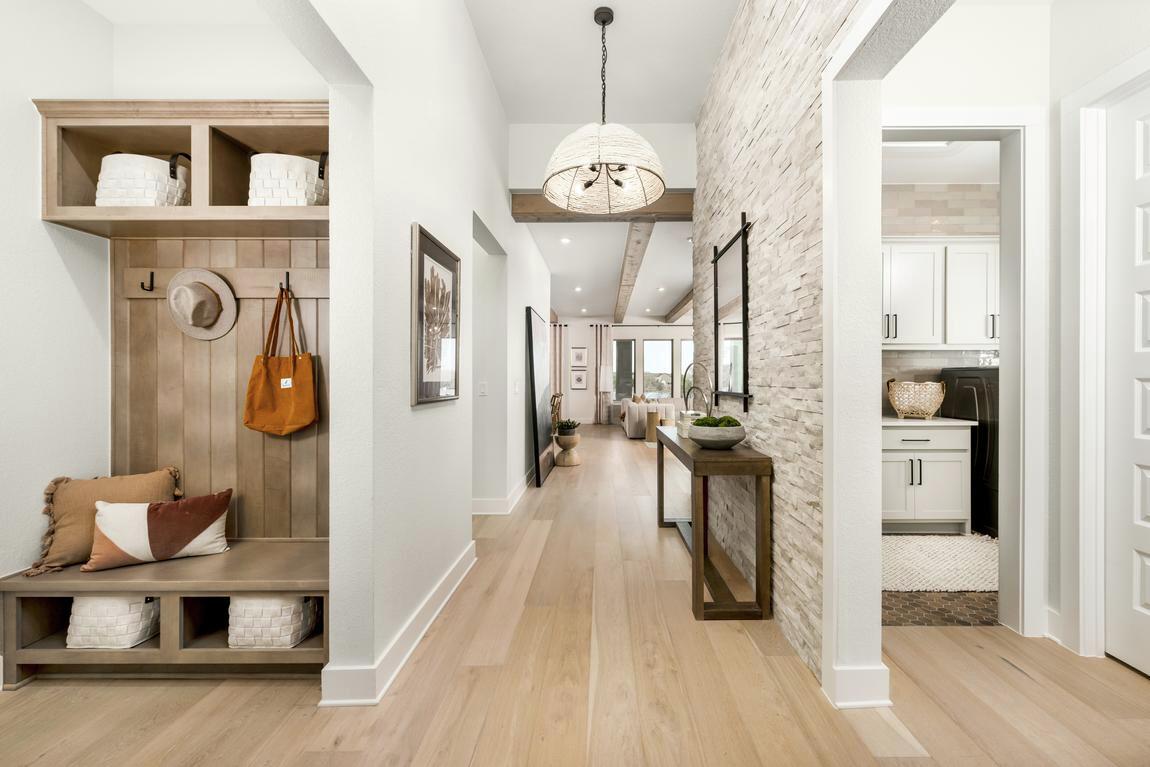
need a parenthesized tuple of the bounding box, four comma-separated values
(112, 238, 329, 539)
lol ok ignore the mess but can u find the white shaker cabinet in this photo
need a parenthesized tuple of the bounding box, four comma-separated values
(881, 418, 974, 532)
(882, 243, 945, 344)
(945, 241, 1000, 345)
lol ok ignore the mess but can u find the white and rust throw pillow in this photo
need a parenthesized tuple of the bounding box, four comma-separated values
(82, 489, 231, 572)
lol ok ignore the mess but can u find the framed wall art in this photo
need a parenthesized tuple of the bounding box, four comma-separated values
(570, 369, 588, 390)
(411, 224, 461, 405)
(570, 346, 588, 368)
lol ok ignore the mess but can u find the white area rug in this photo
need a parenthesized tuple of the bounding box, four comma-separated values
(883, 534, 998, 592)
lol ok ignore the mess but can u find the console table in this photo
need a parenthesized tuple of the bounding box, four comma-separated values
(656, 425, 773, 620)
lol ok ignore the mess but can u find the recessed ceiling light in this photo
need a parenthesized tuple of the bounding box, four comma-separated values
(657, 286, 665, 292)
(581, 307, 587, 313)
(687, 236, 693, 244)
(560, 237, 572, 245)
(574, 286, 582, 292)
(645, 308, 651, 312)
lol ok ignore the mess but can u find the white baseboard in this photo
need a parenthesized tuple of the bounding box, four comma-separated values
(1045, 606, 1063, 646)
(821, 663, 892, 709)
(319, 539, 477, 706)
(471, 472, 529, 516)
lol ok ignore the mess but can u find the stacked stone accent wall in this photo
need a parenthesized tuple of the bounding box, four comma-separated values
(693, 0, 859, 674)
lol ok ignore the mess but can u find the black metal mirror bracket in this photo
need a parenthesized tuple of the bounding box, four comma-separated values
(711, 211, 753, 413)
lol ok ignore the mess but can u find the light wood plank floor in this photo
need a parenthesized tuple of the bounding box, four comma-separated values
(2, 425, 1149, 765)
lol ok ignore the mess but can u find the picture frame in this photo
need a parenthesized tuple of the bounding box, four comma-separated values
(411, 224, 461, 406)
(570, 369, 588, 390)
(570, 346, 588, 368)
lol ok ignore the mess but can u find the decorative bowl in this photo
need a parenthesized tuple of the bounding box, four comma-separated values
(886, 379, 945, 419)
(688, 424, 746, 450)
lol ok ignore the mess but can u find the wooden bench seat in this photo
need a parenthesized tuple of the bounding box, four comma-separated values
(1, 539, 328, 689)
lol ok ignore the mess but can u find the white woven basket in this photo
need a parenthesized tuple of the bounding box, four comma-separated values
(228, 595, 317, 648)
(248, 153, 328, 206)
(66, 595, 160, 649)
(887, 379, 946, 419)
(95, 153, 190, 207)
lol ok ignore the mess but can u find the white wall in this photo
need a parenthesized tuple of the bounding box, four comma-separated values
(509, 122, 697, 191)
(1050, 0, 1150, 101)
(882, 0, 1051, 109)
(308, 0, 547, 703)
(472, 240, 509, 507)
(507, 242, 551, 496)
(0, 1, 113, 578)
(111, 24, 327, 97)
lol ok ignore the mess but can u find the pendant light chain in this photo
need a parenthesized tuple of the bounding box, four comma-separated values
(600, 20, 608, 125)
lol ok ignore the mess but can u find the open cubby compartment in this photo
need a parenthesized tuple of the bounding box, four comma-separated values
(180, 594, 326, 653)
(12, 594, 161, 653)
(56, 124, 193, 207)
(209, 124, 329, 206)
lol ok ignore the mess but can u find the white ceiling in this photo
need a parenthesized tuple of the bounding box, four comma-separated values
(81, 0, 271, 24)
(534, 221, 692, 320)
(630, 222, 693, 319)
(464, 0, 739, 123)
(882, 141, 999, 184)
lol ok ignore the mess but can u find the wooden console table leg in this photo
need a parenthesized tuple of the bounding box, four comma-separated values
(657, 439, 667, 527)
(691, 475, 705, 620)
(756, 473, 772, 618)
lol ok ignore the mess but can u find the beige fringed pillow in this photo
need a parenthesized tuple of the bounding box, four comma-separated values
(26, 467, 180, 576)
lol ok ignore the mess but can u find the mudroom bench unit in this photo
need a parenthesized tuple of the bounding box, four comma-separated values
(1, 540, 328, 690)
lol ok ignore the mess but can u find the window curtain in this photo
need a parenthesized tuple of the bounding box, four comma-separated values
(550, 321, 564, 418)
(593, 323, 613, 424)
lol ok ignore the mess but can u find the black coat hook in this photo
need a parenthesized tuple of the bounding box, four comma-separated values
(279, 271, 290, 293)
(140, 271, 155, 292)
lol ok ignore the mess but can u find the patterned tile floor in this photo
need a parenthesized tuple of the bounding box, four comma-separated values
(883, 590, 999, 626)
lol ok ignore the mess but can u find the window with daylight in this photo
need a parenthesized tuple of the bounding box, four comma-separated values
(613, 339, 635, 400)
(681, 339, 694, 392)
(643, 339, 673, 399)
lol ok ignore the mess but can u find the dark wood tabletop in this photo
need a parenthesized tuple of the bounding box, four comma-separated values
(655, 426, 773, 477)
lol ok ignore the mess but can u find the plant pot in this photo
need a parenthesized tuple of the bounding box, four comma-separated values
(557, 428, 578, 437)
(688, 424, 746, 450)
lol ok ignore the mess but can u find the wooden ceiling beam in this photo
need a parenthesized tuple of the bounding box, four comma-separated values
(663, 288, 693, 324)
(614, 222, 655, 323)
(510, 191, 693, 223)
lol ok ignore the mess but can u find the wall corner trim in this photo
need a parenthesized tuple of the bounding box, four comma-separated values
(471, 474, 528, 516)
(319, 539, 477, 706)
(821, 663, 892, 709)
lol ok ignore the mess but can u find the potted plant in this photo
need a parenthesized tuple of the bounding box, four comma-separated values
(688, 415, 746, 450)
(554, 419, 582, 467)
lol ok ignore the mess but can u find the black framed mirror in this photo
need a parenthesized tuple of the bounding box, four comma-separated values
(712, 212, 752, 411)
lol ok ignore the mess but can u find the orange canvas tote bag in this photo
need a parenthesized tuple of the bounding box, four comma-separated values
(243, 287, 317, 436)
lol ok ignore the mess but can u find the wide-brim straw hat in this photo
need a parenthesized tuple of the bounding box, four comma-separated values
(166, 269, 237, 341)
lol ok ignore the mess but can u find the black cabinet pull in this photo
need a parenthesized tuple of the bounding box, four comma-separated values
(917, 459, 923, 486)
(883, 314, 889, 339)
(908, 459, 914, 486)
(893, 314, 898, 338)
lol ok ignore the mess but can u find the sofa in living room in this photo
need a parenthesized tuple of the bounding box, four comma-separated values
(619, 396, 685, 439)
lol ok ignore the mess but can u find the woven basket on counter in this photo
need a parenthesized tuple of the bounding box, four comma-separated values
(887, 379, 945, 419)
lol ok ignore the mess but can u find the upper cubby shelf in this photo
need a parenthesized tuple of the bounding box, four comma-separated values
(34, 100, 329, 238)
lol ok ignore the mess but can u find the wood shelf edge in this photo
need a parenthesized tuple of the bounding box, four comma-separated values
(34, 99, 329, 120)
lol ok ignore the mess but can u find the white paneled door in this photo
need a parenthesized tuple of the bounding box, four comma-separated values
(1105, 84, 1150, 676)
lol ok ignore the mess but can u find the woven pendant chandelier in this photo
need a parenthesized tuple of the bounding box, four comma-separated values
(542, 7, 666, 215)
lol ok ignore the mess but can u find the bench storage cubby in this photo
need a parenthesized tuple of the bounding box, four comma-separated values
(1, 539, 328, 689)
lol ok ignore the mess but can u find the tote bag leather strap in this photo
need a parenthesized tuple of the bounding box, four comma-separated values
(262, 287, 301, 374)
